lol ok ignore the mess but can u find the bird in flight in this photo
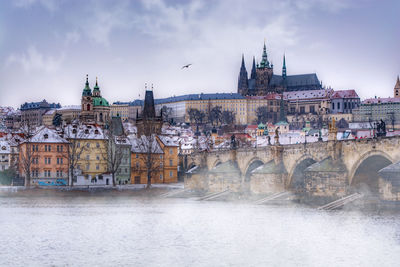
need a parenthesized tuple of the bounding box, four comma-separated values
(181, 64, 192, 69)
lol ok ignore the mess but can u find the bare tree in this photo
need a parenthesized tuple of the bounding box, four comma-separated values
(208, 106, 222, 126)
(188, 108, 206, 126)
(222, 110, 236, 125)
(256, 106, 269, 124)
(63, 124, 86, 186)
(19, 121, 37, 187)
(103, 122, 125, 187)
(161, 106, 173, 123)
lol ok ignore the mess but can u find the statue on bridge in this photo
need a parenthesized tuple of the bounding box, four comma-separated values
(376, 119, 387, 137)
(230, 134, 237, 149)
(274, 127, 280, 145)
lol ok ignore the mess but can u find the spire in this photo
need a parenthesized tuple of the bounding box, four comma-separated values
(282, 54, 287, 78)
(250, 56, 257, 79)
(93, 76, 100, 90)
(238, 54, 248, 94)
(143, 87, 156, 119)
(396, 75, 400, 88)
(82, 74, 92, 96)
(259, 40, 270, 68)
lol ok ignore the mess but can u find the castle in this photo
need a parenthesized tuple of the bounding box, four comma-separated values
(80, 75, 110, 126)
(238, 42, 322, 96)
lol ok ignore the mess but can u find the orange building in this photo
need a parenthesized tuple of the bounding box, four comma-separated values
(129, 135, 178, 184)
(19, 127, 69, 186)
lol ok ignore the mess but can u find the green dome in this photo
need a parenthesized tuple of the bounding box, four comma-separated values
(93, 97, 109, 107)
(258, 123, 265, 129)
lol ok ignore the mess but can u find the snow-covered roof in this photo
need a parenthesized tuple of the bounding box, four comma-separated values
(63, 124, 105, 140)
(157, 135, 179, 147)
(284, 89, 332, 101)
(129, 135, 164, 154)
(331, 90, 359, 99)
(0, 141, 10, 154)
(30, 127, 69, 143)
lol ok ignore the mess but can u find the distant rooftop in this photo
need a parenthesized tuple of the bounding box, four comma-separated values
(331, 90, 359, 99)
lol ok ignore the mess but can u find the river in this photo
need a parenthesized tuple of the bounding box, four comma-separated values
(0, 191, 400, 266)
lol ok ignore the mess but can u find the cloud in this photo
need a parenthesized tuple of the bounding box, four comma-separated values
(6, 46, 65, 72)
(65, 31, 80, 45)
(13, 0, 60, 12)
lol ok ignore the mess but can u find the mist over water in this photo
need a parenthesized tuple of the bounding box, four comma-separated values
(0, 194, 400, 266)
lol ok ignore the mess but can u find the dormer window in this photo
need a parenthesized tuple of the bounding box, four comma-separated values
(85, 129, 89, 134)
(72, 129, 77, 134)
(1, 146, 6, 150)
(44, 134, 48, 139)
(94, 130, 99, 134)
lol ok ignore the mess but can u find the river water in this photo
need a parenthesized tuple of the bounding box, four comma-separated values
(0, 192, 400, 266)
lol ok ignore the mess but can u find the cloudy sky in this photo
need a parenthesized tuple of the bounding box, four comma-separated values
(0, 0, 399, 108)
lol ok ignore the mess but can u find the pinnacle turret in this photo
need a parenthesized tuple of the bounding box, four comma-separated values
(238, 54, 249, 94)
(251, 56, 257, 79)
(282, 54, 287, 78)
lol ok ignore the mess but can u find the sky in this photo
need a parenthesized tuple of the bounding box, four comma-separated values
(0, 0, 399, 108)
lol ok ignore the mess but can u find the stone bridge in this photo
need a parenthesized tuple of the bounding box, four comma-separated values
(184, 136, 400, 199)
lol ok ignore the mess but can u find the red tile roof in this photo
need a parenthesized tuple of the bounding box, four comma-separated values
(331, 90, 359, 99)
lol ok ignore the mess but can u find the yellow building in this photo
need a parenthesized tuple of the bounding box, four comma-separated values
(154, 93, 271, 125)
(111, 102, 130, 122)
(65, 124, 108, 180)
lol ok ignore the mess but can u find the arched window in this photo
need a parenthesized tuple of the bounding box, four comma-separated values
(87, 104, 91, 111)
(100, 113, 103, 122)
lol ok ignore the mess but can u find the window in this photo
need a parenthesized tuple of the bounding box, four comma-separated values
(96, 142, 100, 148)
(45, 157, 51, 164)
(125, 168, 128, 173)
(96, 165, 99, 170)
(86, 164, 90, 170)
(310, 106, 315, 114)
(332, 103, 335, 110)
(86, 143, 90, 148)
(160, 174, 163, 180)
(338, 102, 341, 109)
(135, 154, 139, 158)
(77, 142, 80, 148)
(169, 159, 173, 167)
(300, 107, 305, 114)
(136, 162, 139, 168)
(86, 155, 90, 160)
(160, 162, 163, 168)
(169, 148, 173, 154)
(160, 155, 163, 159)
(96, 155, 100, 160)
(57, 145, 60, 152)
(169, 171, 173, 177)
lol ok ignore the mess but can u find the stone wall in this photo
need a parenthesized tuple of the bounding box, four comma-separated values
(305, 171, 348, 197)
(250, 173, 286, 194)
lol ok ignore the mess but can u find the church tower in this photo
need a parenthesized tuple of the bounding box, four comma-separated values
(237, 54, 249, 95)
(255, 41, 274, 95)
(394, 76, 400, 98)
(81, 74, 95, 123)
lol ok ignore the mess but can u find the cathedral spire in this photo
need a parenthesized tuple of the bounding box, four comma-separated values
(259, 40, 270, 68)
(250, 56, 257, 79)
(238, 54, 249, 95)
(282, 54, 287, 78)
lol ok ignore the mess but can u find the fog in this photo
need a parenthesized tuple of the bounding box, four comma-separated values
(0, 193, 400, 266)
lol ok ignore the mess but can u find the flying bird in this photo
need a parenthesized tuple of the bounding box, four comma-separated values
(181, 64, 192, 69)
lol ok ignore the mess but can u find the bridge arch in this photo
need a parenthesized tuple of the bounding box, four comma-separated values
(244, 158, 265, 182)
(349, 150, 393, 194)
(287, 156, 316, 191)
(211, 159, 222, 169)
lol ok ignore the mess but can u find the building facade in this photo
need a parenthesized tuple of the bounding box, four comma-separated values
(18, 127, 69, 186)
(20, 100, 61, 127)
(330, 90, 360, 114)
